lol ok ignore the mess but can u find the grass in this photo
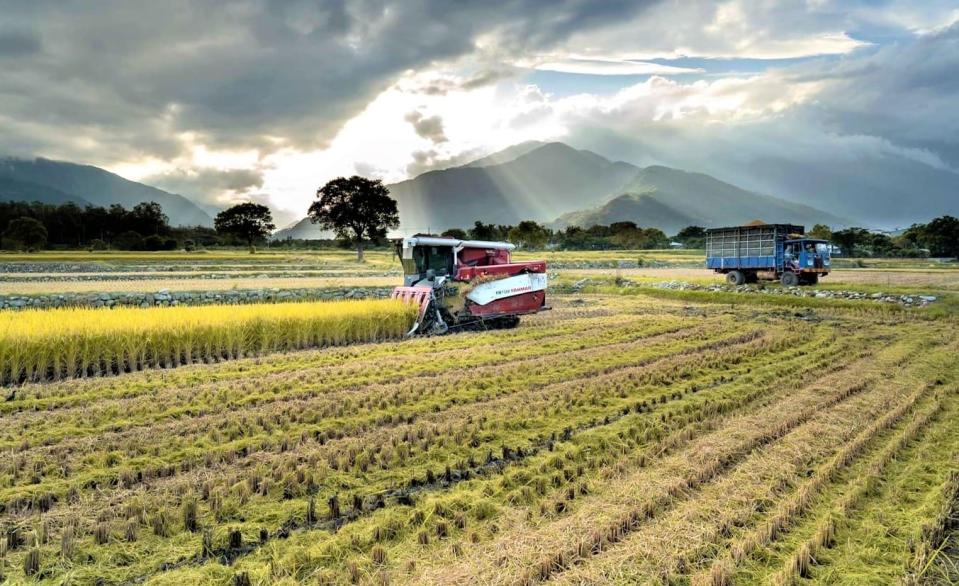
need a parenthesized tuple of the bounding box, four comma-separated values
(0, 299, 416, 384)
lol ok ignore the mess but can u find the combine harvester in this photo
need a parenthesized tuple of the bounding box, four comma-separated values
(392, 236, 548, 335)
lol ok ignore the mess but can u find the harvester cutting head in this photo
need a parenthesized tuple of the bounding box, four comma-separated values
(391, 236, 548, 335)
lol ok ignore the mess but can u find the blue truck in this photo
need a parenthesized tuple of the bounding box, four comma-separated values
(705, 224, 831, 286)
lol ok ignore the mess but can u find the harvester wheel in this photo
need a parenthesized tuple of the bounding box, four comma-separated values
(781, 271, 800, 287)
(726, 271, 745, 286)
(496, 316, 521, 329)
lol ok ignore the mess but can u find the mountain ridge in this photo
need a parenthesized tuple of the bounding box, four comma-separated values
(276, 141, 847, 239)
(0, 157, 213, 227)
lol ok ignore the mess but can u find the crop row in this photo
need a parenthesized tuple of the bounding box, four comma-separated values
(0, 299, 416, 384)
(401, 331, 950, 585)
(0, 302, 830, 582)
(222, 329, 911, 583)
(0, 296, 953, 584)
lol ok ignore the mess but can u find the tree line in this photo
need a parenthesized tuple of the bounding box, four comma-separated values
(0, 200, 273, 252)
(3, 177, 958, 260)
(807, 218, 959, 258)
(435, 221, 684, 250)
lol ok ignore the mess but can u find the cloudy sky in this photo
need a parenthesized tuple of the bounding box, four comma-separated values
(1, 0, 957, 227)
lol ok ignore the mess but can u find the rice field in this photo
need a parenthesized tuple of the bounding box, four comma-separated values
(0, 299, 416, 384)
(0, 291, 957, 584)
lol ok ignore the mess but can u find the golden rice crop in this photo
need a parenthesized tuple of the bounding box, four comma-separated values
(0, 299, 417, 383)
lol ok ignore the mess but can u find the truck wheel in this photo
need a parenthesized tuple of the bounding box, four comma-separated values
(805, 273, 819, 285)
(745, 272, 758, 284)
(781, 272, 799, 287)
(726, 271, 745, 286)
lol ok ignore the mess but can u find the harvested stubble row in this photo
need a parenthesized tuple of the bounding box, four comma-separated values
(1, 296, 957, 585)
(0, 299, 416, 384)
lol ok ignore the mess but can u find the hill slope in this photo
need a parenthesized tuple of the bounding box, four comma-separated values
(555, 166, 849, 234)
(275, 142, 640, 239)
(275, 141, 848, 239)
(0, 158, 213, 226)
(0, 176, 91, 206)
(388, 142, 640, 231)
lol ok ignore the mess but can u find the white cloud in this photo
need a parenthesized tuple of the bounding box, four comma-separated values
(531, 57, 702, 76)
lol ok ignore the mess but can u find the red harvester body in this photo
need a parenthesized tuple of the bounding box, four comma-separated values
(392, 236, 548, 335)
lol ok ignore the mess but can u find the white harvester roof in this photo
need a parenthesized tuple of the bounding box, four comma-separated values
(401, 236, 515, 251)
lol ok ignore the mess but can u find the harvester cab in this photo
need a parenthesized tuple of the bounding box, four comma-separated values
(392, 236, 548, 335)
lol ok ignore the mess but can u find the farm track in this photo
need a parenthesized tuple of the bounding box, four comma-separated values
(0, 295, 956, 585)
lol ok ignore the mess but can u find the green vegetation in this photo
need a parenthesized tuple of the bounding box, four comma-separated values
(0, 289, 955, 584)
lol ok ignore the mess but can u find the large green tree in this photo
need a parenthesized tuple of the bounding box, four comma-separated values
(808, 224, 832, 241)
(903, 215, 959, 257)
(3, 217, 47, 251)
(675, 225, 707, 248)
(508, 220, 551, 249)
(214, 202, 275, 252)
(309, 176, 399, 261)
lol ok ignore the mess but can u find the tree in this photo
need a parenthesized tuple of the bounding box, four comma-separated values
(676, 226, 706, 248)
(3, 217, 47, 251)
(215, 202, 275, 252)
(508, 220, 551, 249)
(468, 221, 511, 241)
(831, 227, 871, 256)
(903, 216, 959, 257)
(114, 230, 144, 250)
(308, 176, 399, 261)
(441, 228, 468, 240)
(808, 224, 832, 241)
(130, 202, 170, 236)
(610, 225, 647, 249)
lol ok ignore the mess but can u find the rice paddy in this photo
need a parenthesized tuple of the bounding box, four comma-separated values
(0, 299, 416, 384)
(0, 250, 957, 584)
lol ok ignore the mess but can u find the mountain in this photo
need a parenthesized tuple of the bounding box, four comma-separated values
(0, 157, 213, 226)
(0, 176, 91, 206)
(555, 166, 849, 235)
(272, 218, 335, 240)
(388, 142, 640, 232)
(275, 142, 640, 239)
(569, 130, 958, 231)
(741, 155, 959, 229)
(275, 141, 848, 239)
(464, 141, 545, 168)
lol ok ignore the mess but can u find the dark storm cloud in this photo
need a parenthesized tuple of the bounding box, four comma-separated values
(802, 21, 959, 166)
(0, 0, 659, 165)
(0, 28, 41, 57)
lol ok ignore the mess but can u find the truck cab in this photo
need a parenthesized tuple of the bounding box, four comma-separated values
(783, 239, 831, 284)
